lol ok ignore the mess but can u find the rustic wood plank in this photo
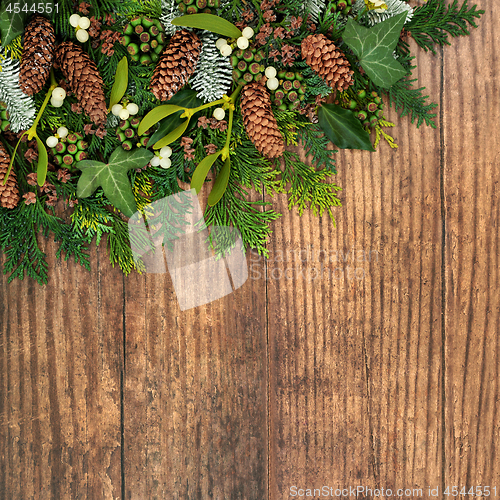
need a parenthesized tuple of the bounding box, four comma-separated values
(442, 0, 500, 492)
(123, 191, 268, 499)
(0, 235, 124, 499)
(267, 39, 444, 498)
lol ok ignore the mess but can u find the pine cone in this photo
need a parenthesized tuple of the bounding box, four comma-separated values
(301, 34, 354, 92)
(0, 142, 20, 209)
(19, 15, 56, 96)
(54, 42, 107, 125)
(240, 82, 285, 159)
(150, 29, 202, 101)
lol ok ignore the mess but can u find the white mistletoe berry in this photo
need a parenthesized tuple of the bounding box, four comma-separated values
(159, 157, 172, 169)
(150, 156, 161, 167)
(242, 27, 254, 39)
(46, 136, 58, 148)
(52, 87, 66, 100)
(265, 66, 277, 79)
(220, 44, 232, 57)
(237, 37, 249, 50)
(111, 104, 123, 116)
(76, 29, 89, 43)
(51, 97, 64, 108)
(119, 108, 130, 120)
(266, 77, 279, 91)
(57, 126, 69, 139)
(213, 108, 225, 121)
(160, 146, 172, 158)
(78, 16, 91, 30)
(126, 103, 139, 115)
(216, 38, 228, 49)
(69, 14, 81, 28)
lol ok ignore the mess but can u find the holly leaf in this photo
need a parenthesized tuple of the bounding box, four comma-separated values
(76, 147, 154, 217)
(343, 12, 408, 88)
(318, 104, 375, 151)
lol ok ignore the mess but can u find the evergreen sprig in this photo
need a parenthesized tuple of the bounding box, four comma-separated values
(407, 0, 484, 54)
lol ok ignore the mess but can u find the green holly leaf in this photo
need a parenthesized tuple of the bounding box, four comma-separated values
(318, 104, 375, 151)
(76, 147, 154, 217)
(343, 12, 408, 88)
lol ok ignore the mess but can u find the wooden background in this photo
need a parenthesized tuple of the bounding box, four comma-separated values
(1, 1, 499, 498)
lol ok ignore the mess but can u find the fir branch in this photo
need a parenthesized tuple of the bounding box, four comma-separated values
(204, 174, 281, 259)
(278, 150, 342, 219)
(0, 200, 90, 285)
(352, 0, 413, 27)
(160, 0, 182, 35)
(406, 0, 484, 54)
(297, 121, 338, 174)
(190, 32, 233, 104)
(0, 49, 36, 132)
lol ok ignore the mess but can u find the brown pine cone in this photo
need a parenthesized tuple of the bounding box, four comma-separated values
(301, 34, 354, 92)
(19, 15, 56, 96)
(240, 82, 285, 159)
(0, 142, 20, 209)
(54, 42, 107, 125)
(150, 29, 202, 101)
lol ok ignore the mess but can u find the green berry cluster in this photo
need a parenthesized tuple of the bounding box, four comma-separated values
(116, 116, 152, 151)
(330, 0, 353, 15)
(176, 0, 220, 14)
(231, 48, 266, 86)
(271, 71, 306, 111)
(51, 133, 88, 168)
(122, 17, 166, 65)
(0, 103, 10, 132)
(349, 90, 385, 129)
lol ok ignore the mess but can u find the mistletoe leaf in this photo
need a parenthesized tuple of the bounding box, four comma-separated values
(152, 119, 190, 149)
(76, 147, 154, 217)
(171, 13, 242, 38)
(191, 151, 222, 194)
(318, 104, 375, 151)
(138, 105, 186, 136)
(343, 12, 408, 88)
(108, 56, 128, 110)
(35, 136, 48, 187)
(208, 156, 230, 206)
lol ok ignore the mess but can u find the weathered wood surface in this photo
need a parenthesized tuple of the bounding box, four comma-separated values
(1, 1, 498, 498)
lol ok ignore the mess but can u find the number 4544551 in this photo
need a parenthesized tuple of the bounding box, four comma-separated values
(6, 3, 59, 14)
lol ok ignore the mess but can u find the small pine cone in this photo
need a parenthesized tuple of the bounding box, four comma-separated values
(150, 29, 202, 101)
(19, 15, 56, 96)
(240, 83, 285, 159)
(0, 142, 20, 209)
(54, 42, 107, 125)
(301, 34, 354, 92)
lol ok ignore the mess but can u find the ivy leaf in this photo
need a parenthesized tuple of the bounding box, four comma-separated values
(208, 156, 230, 206)
(343, 12, 408, 88)
(167, 87, 204, 109)
(0, 1, 28, 46)
(76, 147, 154, 217)
(108, 56, 128, 111)
(318, 104, 375, 151)
(171, 13, 242, 38)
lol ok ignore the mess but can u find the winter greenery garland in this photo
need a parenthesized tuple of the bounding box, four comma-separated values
(0, 0, 484, 285)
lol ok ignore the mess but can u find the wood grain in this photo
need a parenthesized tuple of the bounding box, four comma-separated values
(267, 39, 444, 499)
(1, 2, 499, 498)
(442, 0, 500, 492)
(122, 191, 268, 500)
(0, 237, 123, 499)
